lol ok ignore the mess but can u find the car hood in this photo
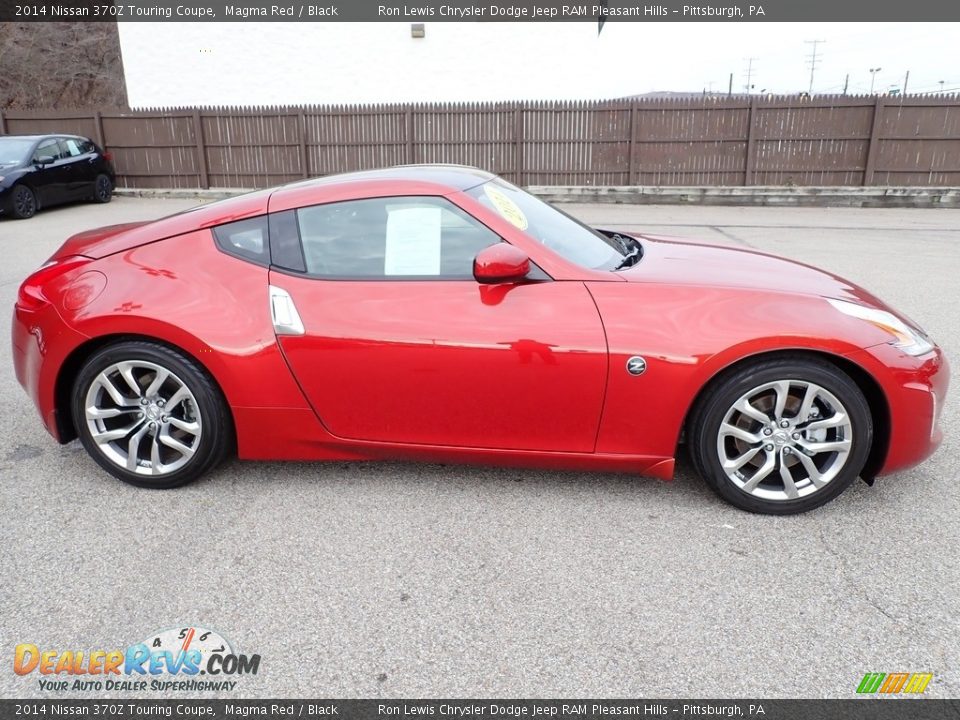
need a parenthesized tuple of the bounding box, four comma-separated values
(618, 233, 889, 308)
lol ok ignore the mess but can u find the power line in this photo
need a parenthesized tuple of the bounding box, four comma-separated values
(804, 40, 826, 94)
(915, 86, 960, 95)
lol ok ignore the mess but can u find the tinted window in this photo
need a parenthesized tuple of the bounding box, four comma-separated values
(269, 210, 306, 272)
(33, 140, 63, 163)
(296, 196, 500, 279)
(60, 138, 85, 157)
(213, 216, 269, 266)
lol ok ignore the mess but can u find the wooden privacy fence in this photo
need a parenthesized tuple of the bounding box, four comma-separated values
(1, 95, 959, 189)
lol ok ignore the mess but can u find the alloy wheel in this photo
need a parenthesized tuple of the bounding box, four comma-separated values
(95, 175, 112, 201)
(715, 379, 853, 502)
(14, 187, 36, 217)
(83, 360, 203, 476)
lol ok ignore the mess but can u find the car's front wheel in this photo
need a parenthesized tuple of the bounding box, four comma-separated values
(72, 341, 232, 488)
(689, 357, 872, 514)
(7, 184, 37, 219)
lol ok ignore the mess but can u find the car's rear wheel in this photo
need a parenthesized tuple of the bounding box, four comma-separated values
(689, 357, 872, 514)
(72, 341, 232, 488)
(7, 185, 37, 219)
(92, 173, 113, 203)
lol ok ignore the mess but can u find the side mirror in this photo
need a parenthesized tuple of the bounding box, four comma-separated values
(33, 157, 51, 167)
(473, 243, 530, 284)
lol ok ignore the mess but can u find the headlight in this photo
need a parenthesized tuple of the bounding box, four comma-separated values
(828, 299, 934, 356)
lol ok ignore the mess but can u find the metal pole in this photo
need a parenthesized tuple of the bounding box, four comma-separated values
(805, 40, 825, 94)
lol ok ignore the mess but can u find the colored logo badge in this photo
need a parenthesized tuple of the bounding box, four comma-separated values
(856, 672, 933, 694)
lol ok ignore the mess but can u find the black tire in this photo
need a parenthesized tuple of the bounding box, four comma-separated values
(7, 184, 37, 219)
(688, 356, 872, 515)
(92, 173, 113, 203)
(71, 341, 232, 489)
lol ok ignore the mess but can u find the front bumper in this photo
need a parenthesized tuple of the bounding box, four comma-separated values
(847, 343, 950, 476)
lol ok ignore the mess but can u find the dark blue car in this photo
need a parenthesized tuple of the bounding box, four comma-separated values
(0, 134, 116, 219)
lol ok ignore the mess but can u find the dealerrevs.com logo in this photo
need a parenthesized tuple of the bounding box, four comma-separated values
(14, 626, 260, 692)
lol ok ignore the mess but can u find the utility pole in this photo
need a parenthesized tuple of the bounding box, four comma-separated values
(744, 58, 757, 94)
(842, 74, 849, 95)
(903, 70, 910, 96)
(804, 40, 826, 94)
(728, 73, 733, 96)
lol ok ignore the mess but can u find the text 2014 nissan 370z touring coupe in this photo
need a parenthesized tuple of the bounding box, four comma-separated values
(12, 166, 949, 514)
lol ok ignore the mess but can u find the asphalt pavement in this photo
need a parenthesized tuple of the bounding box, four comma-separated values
(0, 197, 957, 699)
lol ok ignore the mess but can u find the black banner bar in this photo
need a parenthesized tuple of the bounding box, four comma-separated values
(1, 0, 959, 22)
(2, 699, 960, 720)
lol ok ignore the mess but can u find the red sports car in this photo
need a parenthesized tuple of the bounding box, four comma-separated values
(11, 166, 949, 514)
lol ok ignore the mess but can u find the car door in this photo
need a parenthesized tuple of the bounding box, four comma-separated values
(57, 137, 95, 199)
(261, 195, 609, 453)
(29, 139, 65, 205)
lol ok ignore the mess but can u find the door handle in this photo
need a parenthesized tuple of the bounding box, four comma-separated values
(269, 285, 305, 336)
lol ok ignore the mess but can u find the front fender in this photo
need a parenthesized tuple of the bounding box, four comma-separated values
(586, 281, 886, 458)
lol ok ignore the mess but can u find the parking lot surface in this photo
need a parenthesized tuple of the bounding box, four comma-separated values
(1, 198, 957, 699)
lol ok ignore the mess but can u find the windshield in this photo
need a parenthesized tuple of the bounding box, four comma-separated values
(466, 179, 624, 270)
(0, 138, 34, 166)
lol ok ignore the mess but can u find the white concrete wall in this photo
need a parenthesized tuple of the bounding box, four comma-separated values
(117, 22, 635, 108)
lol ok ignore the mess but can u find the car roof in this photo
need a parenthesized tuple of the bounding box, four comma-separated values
(92, 165, 499, 249)
(281, 164, 496, 192)
(0, 134, 88, 142)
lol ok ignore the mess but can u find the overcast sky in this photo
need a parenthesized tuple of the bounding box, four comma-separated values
(119, 22, 958, 106)
(601, 22, 956, 96)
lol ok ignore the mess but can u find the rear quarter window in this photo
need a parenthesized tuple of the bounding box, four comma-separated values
(213, 216, 269, 266)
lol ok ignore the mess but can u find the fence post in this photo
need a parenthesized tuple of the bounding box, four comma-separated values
(863, 96, 885, 186)
(93, 111, 106, 149)
(299, 111, 309, 179)
(405, 105, 414, 164)
(514, 104, 523, 184)
(744, 98, 758, 186)
(628, 99, 637, 185)
(192, 110, 209, 189)
(0, 110, 6, 135)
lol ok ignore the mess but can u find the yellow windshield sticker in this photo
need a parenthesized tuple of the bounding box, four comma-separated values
(484, 184, 528, 231)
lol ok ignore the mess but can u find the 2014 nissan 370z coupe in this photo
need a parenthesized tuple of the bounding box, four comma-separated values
(11, 166, 949, 514)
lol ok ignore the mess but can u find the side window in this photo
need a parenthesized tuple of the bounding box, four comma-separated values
(61, 138, 84, 157)
(296, 196, 500, 279)
(269, 209, 306, 273)
(212, 216, 269, 266)
(33, 140, 62, 164)
(78, 139, 97, 154)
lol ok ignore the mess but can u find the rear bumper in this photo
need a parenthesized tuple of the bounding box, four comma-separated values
(847, 343, 950, 476)
(12, 302, 89, 442)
